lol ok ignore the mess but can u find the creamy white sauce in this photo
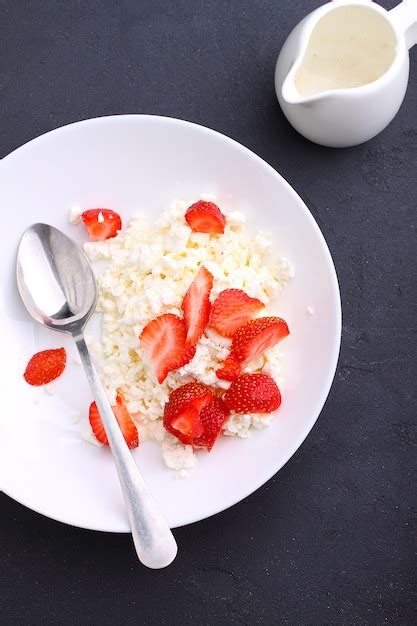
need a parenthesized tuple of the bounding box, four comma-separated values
(295, 6, 396, 97)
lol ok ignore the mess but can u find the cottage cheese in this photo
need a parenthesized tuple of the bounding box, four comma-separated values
(69, 205, 83, 224)
(82, 199, 293, 475)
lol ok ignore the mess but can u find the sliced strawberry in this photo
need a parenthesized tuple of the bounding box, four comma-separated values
(181, 266, 213, 346)
(210, 289, 265, 337)
(216, 355, 241, 381)
(193, 397, 230, 451)
(81, 208, 122, 241)
(164, 383, 229, 450)
(163, 382, 214, 445)
(24, 348, 67, 386)
(224, 373, 281, 414)
(229, 316, 290, 364)
(181, 344, 197, 365)
(185, 200, 226, 234)
(216, 317, 289, 380)
(140, 313, 194, 383)
(89, 395, 138, 448)
(171, 404, 203, 441)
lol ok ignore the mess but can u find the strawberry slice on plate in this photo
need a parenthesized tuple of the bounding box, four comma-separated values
(193, 396, 230, 450)
(164, 382, 230, 450)
(140, 313, 195, 383)
(24, 347, 67, 386)
(224, 373, 281, 414)
(209, 288, 265, 337)
(216, 316, 289, 380)
(163, 382, 214, 445)
(216, 355, 241, 381)
(89, 395, 138, 448)
(181, 266, 213, 346)
(229, 316, 289, 364)
(185, 200, 226, 234)
(81, 208, 122, 241)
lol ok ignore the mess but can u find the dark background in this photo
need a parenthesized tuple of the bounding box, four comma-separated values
(1, 1, 416, 624)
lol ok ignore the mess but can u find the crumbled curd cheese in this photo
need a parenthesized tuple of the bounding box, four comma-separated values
(73, 411, 82, 424)
(69, 205, 83, 224)
(161, 434, 196, 476)
(82, 429, 103, 447)
(82, 199, 293, 472)
(223, 412, 274, 437)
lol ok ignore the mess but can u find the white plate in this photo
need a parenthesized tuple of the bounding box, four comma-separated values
(0, 115, 341, 531)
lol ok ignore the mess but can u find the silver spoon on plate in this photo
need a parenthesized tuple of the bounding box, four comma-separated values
(16, 223, 177, 569)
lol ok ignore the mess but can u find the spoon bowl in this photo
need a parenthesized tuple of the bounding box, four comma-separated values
(17, 223, 97, 331)
(16, 223, 177, 569)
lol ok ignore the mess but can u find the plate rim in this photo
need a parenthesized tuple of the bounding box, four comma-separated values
(1, 114, 342, 531)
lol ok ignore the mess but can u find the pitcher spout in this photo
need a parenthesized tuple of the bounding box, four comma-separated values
(281, 71, 328, 106)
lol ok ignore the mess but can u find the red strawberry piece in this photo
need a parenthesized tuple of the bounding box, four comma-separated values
(140, 313, 195, 383)
(210, 289, 265, 337)
(81, 208, 122, 241)
(89, 395, 138, 448)
(181, 266, 213, 346)
(163, 382, 214, 445)
(229, 316, 290, 365)
(216, 355, 241, 381)
(182, 344, 197, 365)
(185, 200, 226, 234)
(193, 397, 230, 451)
(224, 373, 281, 414)
(216, 317, 289, 380)
(24, 347, 67, 386)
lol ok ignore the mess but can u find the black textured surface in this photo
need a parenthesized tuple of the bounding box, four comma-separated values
(1, 1, 416, 624)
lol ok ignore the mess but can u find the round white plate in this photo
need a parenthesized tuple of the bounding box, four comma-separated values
(0, 115, 341, 531)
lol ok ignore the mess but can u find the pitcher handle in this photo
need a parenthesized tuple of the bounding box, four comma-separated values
(390, 0, 417, 49)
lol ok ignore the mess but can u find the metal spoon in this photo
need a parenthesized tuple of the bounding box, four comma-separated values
(16, 223, 177, 569)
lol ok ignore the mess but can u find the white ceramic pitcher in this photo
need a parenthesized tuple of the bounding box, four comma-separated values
(275, 0, 417, 147)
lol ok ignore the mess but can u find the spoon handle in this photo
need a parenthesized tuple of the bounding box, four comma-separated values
(74, 334, 178, 569)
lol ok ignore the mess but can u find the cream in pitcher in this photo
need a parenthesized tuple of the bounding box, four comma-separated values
(275, 0, 417, 147)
